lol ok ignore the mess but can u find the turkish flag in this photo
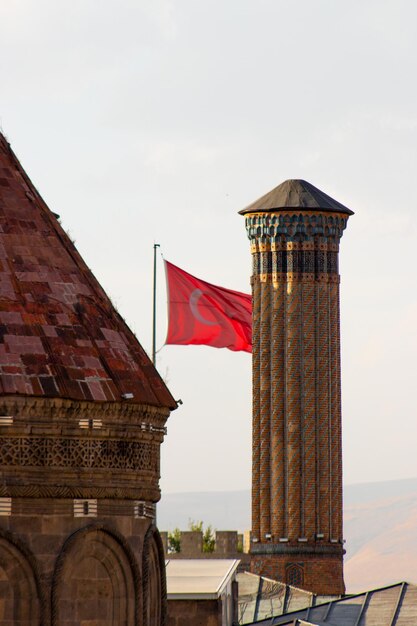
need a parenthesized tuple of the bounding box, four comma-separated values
(165, 261, 252, 353)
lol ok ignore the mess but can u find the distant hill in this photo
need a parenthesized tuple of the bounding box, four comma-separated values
(344, 478, 417, 592)
(158, 476, 417, 593)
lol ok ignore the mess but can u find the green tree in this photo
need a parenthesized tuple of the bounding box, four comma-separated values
(167, 527, 181, 553)
(188, 519, 215, 553)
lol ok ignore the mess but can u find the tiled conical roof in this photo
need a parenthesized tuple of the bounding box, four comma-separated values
(0, 132, 176, 409)
(239, 179, 354, 215)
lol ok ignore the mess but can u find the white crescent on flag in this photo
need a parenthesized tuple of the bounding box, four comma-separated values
(189, 289, 218, 326)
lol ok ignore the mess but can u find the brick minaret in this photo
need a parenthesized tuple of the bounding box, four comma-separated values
(240, 179, 353, 595)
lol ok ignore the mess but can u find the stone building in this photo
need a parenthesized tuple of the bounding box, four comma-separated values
(240, 180, 352, 595)
(0, 132, 177, 625)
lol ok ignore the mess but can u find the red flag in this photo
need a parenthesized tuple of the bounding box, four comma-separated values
(165, 261, 252, 353)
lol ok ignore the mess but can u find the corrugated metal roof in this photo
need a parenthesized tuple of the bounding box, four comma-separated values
(246, 581, 417, 626)
(166, 559, 240, 600)
(0, 132, 176, 409)
(238, 572, 335, 624)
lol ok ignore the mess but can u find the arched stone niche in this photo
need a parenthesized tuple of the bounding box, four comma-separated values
(0, 534, 41, 625)
(142, 526, 166, 626)
(52, 526, 138, 626)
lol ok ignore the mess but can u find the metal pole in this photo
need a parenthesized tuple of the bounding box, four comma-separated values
(152, 243, 160, 365)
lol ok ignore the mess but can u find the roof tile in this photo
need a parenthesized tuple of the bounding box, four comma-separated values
(0, 132, 176, 409)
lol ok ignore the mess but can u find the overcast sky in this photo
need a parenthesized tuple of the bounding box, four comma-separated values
(1, 0, 416, 496)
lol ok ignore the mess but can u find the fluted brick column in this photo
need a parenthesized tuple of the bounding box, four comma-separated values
(240, 180, 352, 595)
(251, 276, 262, 542)
(270, 277, 285, 540)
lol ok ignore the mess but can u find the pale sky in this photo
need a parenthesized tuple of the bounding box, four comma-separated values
(0, 0, 416, 495)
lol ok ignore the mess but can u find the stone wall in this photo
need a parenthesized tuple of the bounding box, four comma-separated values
(0, 502, 166, 625)
(161, 530, 251, 571)
(167, 599, 221, 626)
(0, 396, 169, 625)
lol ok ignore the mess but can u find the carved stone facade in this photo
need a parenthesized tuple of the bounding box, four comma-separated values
(240, 180, 352, 595)
(0, 396, 169, 625)
(0, 397, 167, 502)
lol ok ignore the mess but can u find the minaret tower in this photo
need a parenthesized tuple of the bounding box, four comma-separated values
(240, 179, 353, 595)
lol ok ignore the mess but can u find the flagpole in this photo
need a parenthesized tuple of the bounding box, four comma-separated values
(152, 243, 160, 365)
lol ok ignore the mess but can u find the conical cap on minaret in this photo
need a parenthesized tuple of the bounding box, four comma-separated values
(239, 179, 354, 215)
(0, 132, 176, 409)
